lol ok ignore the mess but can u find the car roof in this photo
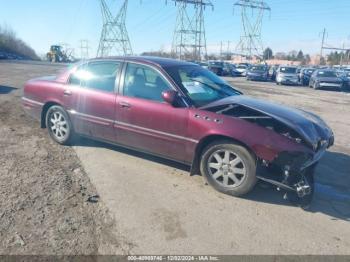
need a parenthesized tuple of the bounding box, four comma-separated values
(279, 65, 297, 68)
(90, 56, 194, 68)
(316, 69, 336, 72)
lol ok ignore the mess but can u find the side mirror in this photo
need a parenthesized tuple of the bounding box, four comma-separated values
(162, 90, 178, 105)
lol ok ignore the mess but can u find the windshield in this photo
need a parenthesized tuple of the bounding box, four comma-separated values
(209, 61, 223, 66)
(250, 66, 266, 71)
(305, 69, 315, 74)
(317, 71, 337, 77)
(237, 65, 247, 69)
(165, 65, 242, 107)
(279, 67, 297, 74)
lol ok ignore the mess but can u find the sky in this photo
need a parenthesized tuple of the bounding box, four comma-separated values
(1, 0, 349, 58)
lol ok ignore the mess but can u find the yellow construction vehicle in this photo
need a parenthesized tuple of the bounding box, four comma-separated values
(46, 45, 74, 63)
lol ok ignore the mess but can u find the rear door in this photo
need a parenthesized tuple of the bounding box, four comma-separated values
(63, 60, 122, 142)
(115, 62, 190, 162)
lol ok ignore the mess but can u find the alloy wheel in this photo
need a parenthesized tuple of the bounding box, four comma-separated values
(49, 111, 69, 141)
(207, 149, 246, 188)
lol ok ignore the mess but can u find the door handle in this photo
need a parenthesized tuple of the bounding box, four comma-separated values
(63, 90, 72, 96)
(119, 101, 131, 108)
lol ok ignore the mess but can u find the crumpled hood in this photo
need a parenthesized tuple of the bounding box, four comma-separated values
(201, 95, 333, 148)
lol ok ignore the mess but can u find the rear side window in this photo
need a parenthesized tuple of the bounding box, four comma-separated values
(69, 65, 85, 86)
(69, 62, 121, 92)
(84, 62, 121, 92)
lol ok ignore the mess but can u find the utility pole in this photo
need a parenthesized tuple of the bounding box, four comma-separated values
(226, 40, 231, 60)
(170, 0, 213, 61)
(234, 0, 271, 61)
(319, 28, 326, 65)
(79, 40, 90, 60)
(220, 41, 223, 60)
(97, 0, 133, 57)
(340, 42, 345, 66)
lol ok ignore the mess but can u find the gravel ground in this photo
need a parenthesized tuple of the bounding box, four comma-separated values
(0, 62, 131, 255)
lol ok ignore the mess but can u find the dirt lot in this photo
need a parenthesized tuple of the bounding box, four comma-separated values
(0, 62, 131, 255)
(0, 61, 350, 255)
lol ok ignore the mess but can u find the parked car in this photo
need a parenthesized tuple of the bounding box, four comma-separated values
(223, 62, 240, 76)
(309, 69, 345, 90)
(276, 66, 299, 85)
(198, 61, 209, 69)
(191, 61, 209, 70)
(268, 65, 278, 81)
(246, 65, 269, 81)
(22, 57, 334, 207)
(208, 61, 225, 76)
(299, 68, 316, 86)
(343, 72, 350, 88)
(207, 61, 239, 77)
(236, 64, 248, 76)
(226, 63, 241, 76)
(0, 51, 7, 60)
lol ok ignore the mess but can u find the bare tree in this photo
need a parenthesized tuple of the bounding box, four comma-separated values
(0, 24, 39, 60)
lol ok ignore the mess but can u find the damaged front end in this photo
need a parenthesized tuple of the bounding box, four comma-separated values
(203, 97, 335, 206)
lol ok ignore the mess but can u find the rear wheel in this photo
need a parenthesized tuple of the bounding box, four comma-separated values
(46, 105, 74, 145)
(200, 141, 257, 196)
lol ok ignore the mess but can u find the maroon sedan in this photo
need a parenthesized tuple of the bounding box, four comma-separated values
(22, 57, 334, 206)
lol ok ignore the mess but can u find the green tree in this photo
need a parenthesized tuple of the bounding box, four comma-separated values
(297, 50, 304, 61)
(327, 51, 343, 65)
(263, 47, 273, 60)
(302, 54, 311, 65)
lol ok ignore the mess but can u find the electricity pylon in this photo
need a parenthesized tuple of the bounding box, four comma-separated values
(97, 0, 133, 57)
(79, 40, 90, 60)
(234, 0, 270, 60)
(171, 0, 213, 61)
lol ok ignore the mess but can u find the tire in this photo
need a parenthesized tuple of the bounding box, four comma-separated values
(313, 82, 318, 90)
(45, 105, 74, 145)
(200, 141, 257, 197)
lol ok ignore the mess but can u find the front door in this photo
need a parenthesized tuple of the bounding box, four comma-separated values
(63, 61, 122, 142)
(115, 62, 190, 162)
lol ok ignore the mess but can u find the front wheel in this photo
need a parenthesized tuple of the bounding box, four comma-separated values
(200, 141, 257, 197)
(46, 105, 74, 145)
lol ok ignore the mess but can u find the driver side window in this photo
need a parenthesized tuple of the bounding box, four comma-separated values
(123, 63, 171, 102)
